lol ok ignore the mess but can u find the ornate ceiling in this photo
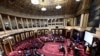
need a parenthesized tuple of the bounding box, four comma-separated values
(0, 0, 91, 16)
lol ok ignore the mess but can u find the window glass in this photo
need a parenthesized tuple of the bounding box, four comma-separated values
(23, 18, 27, 28)
(17, 17, 23, 29)
(10, 16, 17, 29)
(76, 15, 81, 26)
(2, 15, 11, 30)
(28, 19, 32, 28)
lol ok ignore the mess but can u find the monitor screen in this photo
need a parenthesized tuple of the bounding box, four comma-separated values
(84, 31, 93, 45)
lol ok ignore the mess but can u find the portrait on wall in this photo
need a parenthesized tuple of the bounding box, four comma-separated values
(10, 37, 15, 45)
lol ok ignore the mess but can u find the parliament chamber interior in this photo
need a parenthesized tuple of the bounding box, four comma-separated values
(0, 0, 100, 56)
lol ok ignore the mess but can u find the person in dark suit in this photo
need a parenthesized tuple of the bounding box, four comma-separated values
(74, 46, 80, 56)
(91, 40, 98, 56)
(62, 47, 65, 56)
(59, 45, 65, 56)
(33, 49, 40, 56)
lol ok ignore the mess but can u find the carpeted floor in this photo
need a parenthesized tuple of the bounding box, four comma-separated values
(9, 37, 86, 56)
(38, 39, 74, 56)
(38, 42, 64, 56)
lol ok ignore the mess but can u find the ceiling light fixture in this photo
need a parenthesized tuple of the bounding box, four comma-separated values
(76, 0, 81, 2)
(41, 7, 47, 11)
(56, 5, 62, 9)
(31, 0, 39, 5)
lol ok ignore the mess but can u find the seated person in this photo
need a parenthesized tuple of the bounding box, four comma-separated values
(91, 40, 98, 56)
(75, 33, 80, 43)
(48, 36, 54, 41)
(55, 36, 64, 42)
(76, 37, 80, 43)
(59, 44, 65, 56)
(74, 46, 80, 56)
(84, 42, 91, 56)
(33, 49, 40, 56)
(33, 40, 44, 49)
(84, 42, 89, 51)
(59, 44, 64, 51)
(33, 43, 39, 49)
(67, 41, 73, 52)
(24, 49, 31, 56)
(33, 49, 44, 56)
(60, 36, 64, 40)
(40, 36, 48, 42)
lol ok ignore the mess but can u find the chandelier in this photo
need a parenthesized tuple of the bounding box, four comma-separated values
(31, 0, 39, 5)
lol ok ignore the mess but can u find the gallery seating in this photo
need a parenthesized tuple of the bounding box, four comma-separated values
(37, 29, 49, 37)
(55, 36, 65, 43)
(13, 37, 44, 51)
(8, 48, 45, 56)
(51, 29, 70, 39)
(40, 36, 54, 42)
(33, 39, 44, 49)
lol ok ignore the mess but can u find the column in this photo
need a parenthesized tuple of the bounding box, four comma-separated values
(71, 18, 74, 26)
(63, 18, 66, 26)
(0, 14, 6, 31)
(35, 20, 37, 27)
(80, 14, 85, 27)
(32, 19, 34, 28)
(8, 16, 13, 30)
(15, 17, 19, 30)
(82, 0, 91, 10)
(51, 19, 52, 26)
(43, 19, 45, 27)
(47, 19, 48, 27)
(55, 19, 56, 26)
(84, 13, 89, 27)
(66, 19, 67, 26)
(26, 19, 29, 28)
(43, 19, 44, 27)
(21, 18, 24, 29)
(31, 19, 33, 28)
(39, 19, 41, 27)
(44, 19, 46, 27)
(80, 13, 89, 28)
(73, 17, 76, 26)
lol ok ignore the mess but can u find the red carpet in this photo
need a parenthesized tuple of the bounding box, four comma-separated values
(9, 37, 86, 56)
(41, 43, 63, 56)
(38, 41, 74, 56)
